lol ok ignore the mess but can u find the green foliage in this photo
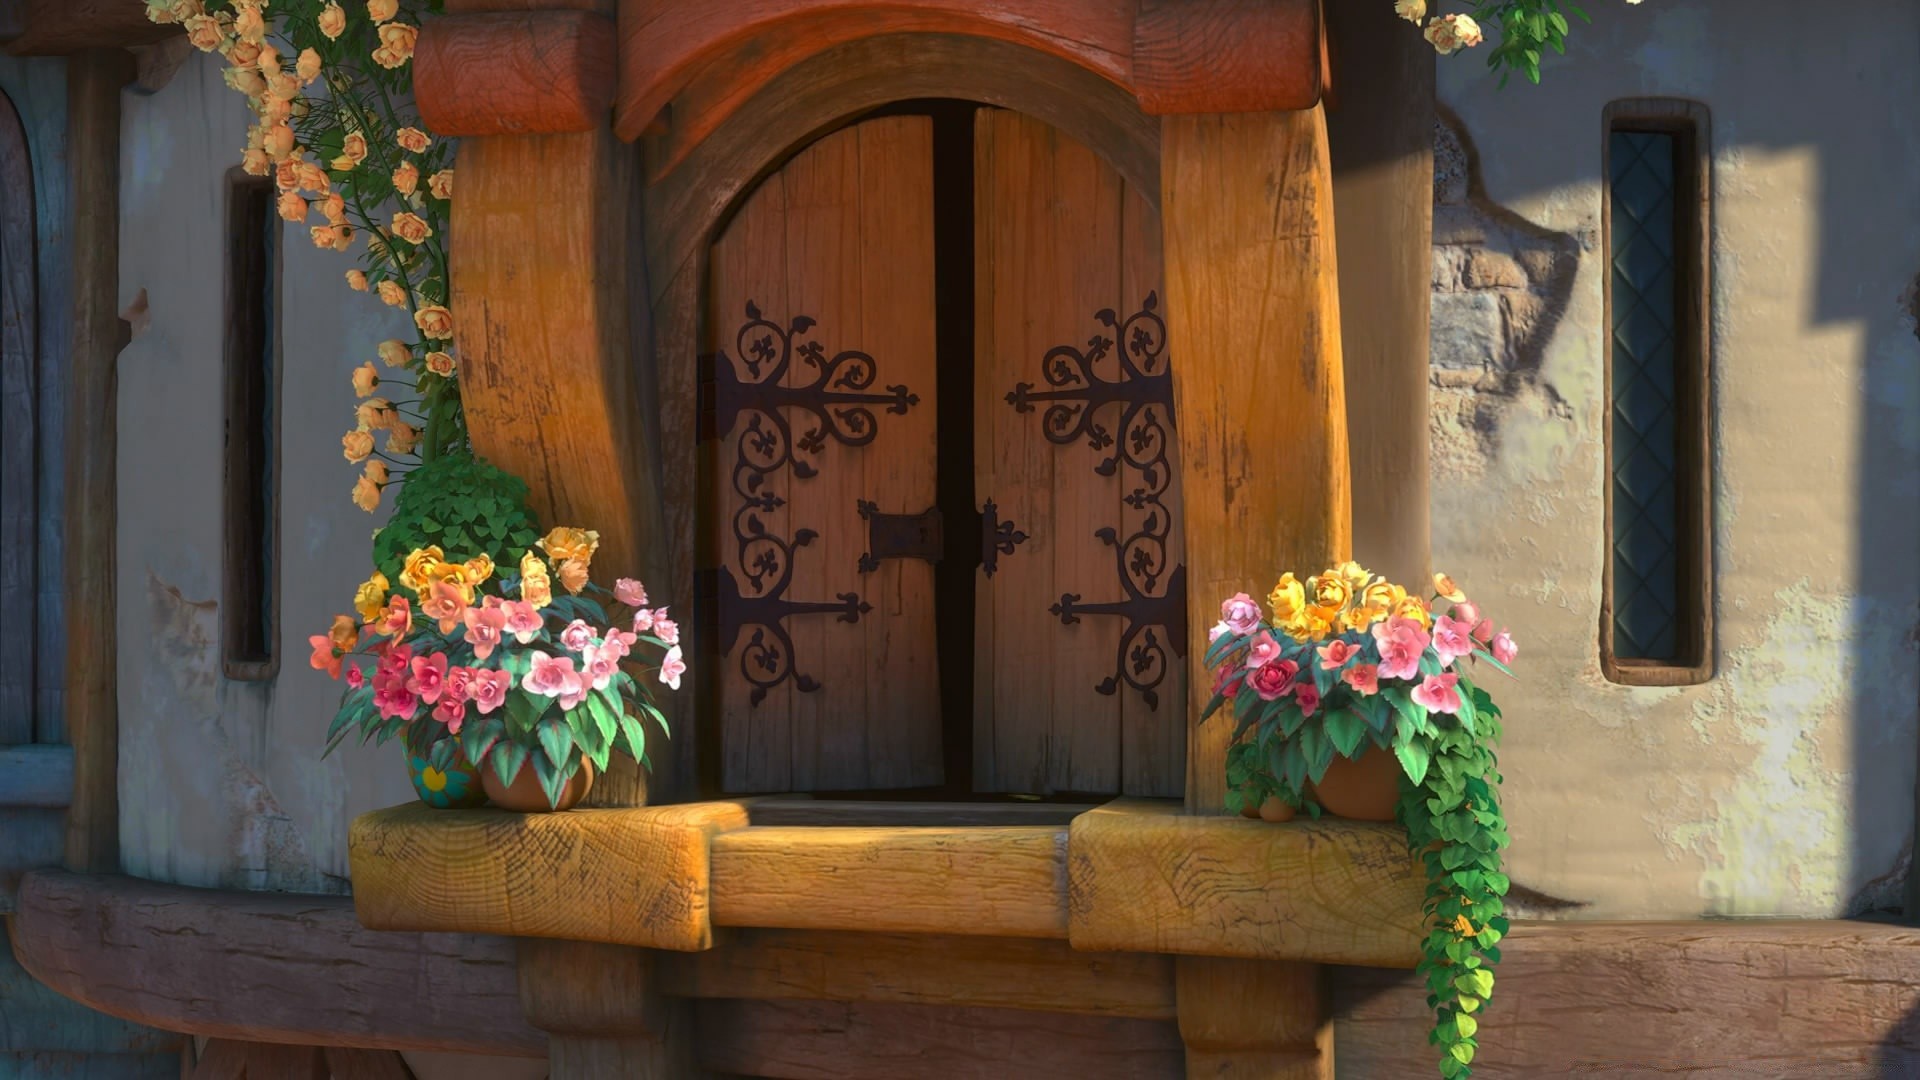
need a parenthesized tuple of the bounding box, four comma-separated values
(1466, 0, 1591, 87)
(370, 451, 543, 587)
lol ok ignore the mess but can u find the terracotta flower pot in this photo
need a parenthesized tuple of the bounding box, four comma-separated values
(406, 746, 489, 809)
(1257, 795, 1297, 823)
(1308, 746, 1403, 822)
(483, 756, 596, 812)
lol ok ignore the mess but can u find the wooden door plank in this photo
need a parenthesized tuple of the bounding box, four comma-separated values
(238, 1043, 327, 1079)
(0, 84, 34, 746)
(322, 1047, 417, 1080)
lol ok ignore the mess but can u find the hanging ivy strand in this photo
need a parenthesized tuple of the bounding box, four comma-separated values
(1395, 0, 1644, 85)
(146, 0, 460, 512)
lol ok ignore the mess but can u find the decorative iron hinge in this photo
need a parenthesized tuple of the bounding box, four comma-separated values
(858, 501, 945, 571)
(979, 499, 1028, 578)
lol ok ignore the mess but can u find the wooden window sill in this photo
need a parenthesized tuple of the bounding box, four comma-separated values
(346, 797, 1428, 969)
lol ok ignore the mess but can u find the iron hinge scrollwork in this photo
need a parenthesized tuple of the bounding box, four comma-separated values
(1005, 290, 1187, 711)
(979, 499, 1028, 578)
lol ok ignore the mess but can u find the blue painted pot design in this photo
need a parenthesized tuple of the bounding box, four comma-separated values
(406, 747, 490, 809)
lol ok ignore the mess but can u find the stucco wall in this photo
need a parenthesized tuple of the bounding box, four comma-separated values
(115, 53, 416, 894)
(1430, 0, 1920, 918)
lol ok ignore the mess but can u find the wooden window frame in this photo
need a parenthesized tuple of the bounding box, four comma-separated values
(221, 170, 282, 682)
(1599, 98, 1713, 687)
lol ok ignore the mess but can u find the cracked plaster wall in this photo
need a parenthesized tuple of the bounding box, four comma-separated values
(1430, 0, 1920, 918)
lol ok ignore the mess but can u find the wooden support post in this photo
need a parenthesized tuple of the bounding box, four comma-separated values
(1176, 956, 1331, 1079)
(449, 124, 670, 807)
(1325, 0, 1434, 590)
(1162, 107, 1351, 814)
(63, 48, 133, 874)
(517, 938, 713, 1079)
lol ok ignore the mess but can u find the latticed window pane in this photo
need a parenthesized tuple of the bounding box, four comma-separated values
(1609, 131, 1681, 661)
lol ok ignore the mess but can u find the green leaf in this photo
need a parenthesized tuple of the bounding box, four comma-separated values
(489, 740, 530, 789)
(1325, 707, 1367, 758)
(1454, 968, 1494, 999)
(459, 715, 506, 767)
(1384, 686, 1429, 736)
(530, 750, 574, 810)
(617, 713, 647, 761)
(427, 736, 456, 771)
(1395, 739, 1431, 787)
(1450, 1041, 1476, 1065)
(1472, 649, 1517, 679)
(536, 716, 572, 770)
(505, 688, 544, 738)
(586, 691, 620, 745)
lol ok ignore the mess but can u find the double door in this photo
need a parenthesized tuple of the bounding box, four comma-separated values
(702, 106, 1185, 798)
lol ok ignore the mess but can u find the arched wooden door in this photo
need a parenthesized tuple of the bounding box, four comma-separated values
(700, 106, 1185, 798)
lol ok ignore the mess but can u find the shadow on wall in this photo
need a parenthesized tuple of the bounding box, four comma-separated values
(1882, 995, 1920, 1077)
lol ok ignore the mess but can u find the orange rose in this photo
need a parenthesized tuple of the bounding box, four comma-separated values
(276, 191, 307, 222)
(413, 305, 453, 340)
(424, 351, 455, 377)
(395, 127, 431, 154)
(427, 169, 453, 200)
(390, 211, 431, 245)
(317, 1, 346, 39)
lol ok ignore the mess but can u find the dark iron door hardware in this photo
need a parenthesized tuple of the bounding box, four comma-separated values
(980, 499, 1028, 578)
(859, 501, 945, 570)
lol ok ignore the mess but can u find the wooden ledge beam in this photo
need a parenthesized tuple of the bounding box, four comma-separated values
(6, 0, 176, 56)
(415, 11, 617, 137)
(0, 745, 73, 808)
(7, 870, 545, 1057)
(613, 0, 1323, 171)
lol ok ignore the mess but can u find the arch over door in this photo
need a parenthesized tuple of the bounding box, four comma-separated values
(0, 88, 36, 744)
(973, 110, 1186, 798)
(704, 116, 943, 793)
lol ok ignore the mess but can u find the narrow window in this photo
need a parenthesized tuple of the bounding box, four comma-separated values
(223, 173, 280, 679)
(1601, 100, 1712, 685)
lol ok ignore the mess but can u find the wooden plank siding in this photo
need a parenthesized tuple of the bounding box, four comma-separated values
(0, 81, 35, 746)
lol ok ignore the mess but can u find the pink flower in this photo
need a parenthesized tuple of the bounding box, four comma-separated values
(1316, 639, 1360, 670)
(1452, 601, 1482, 628)
(600, 627, 636, 662)
(1343, 662, 1381, 696)
(1294, 682, 1321, 719)
(407, 652, 449, 705)
(581, 645, 620, 691)
(651, 610, 679, 646)
(1431, 615, 1475, 667)
(658, 644, 686, 691)
(345, 664, 365, 689)
(432, 695, 466, 733)
(560, 619, 595, 653)
(1472, 619, 1495, 645)
(1220, 592, 1264, 638)
(502, 600, 544, 644)
(614, 578, 648, 607)
(376, 595, 412, 638)
(374, 681, 418, 722)
(1211, 664, 1245, 699)
(1208, 620, 1232, 644)
(443, 665, 476, 706)
(1370, 616, 1430, 682)
(1246, 630, 1283, 670)
(467, 669, 510, 715)
(1249, 659, 1298, 701)
(523, 651, 584, 705)
(1491, 630, 1518, 666)
(308, 635, 342, 679)
(1411, 672, 1462, 714)
(421, 579, 468, 636)
(463, 604, 507, 661)
(631, 607, 653, 634)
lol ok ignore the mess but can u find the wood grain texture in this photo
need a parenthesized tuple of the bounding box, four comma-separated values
(415, 12, 615, 137)
(658, 927, 1176, 1018)
(746, 798, 1100, 827)
(1066, 800, 1423, 966)
(516, 937, 661, 1037)
(5, 0, 175, 55)
(321, 1047, 417, 1080)
(0, 918, 182, 1054)
(0, 84, 33, 745)
(1333, 918, 1920, 1077)
(1132, 0, 1321, 115)
(1325, 0, 1434, 592)
(61, 48, 131, 874)
(692, 998, 1185, 1080)
(1177, 957, 1329, 1079)
(0, 741, 70, 808)
(450, 127, 670, 806)
(1160, 107, 1350, 814)
(0, 807, 62, 911)
(7, 870, 545, 1056)
(972, 107, 1184, 799)
(709, 825, 1069, 938)
(349, 801, 750, 950)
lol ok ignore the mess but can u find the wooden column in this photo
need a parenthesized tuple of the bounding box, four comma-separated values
(449, 124, 670, 808)
(1176, 957, 1331, 1079)
(62, 48, 133, 874)
(1162, 108, 1351, 814)
(1325, 0, 1434, 591)
(517, 939, 716, 1079)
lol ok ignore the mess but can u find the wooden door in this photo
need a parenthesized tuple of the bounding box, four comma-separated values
(0, 87, 35, 742)
(972, 110, 1186, 797)
(705, 116, 944, 793)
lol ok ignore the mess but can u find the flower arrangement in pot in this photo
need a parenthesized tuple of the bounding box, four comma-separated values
(1201, 563, 1518, 1079)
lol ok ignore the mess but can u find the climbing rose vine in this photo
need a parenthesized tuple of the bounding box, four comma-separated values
(1397, 0, 1643, 84)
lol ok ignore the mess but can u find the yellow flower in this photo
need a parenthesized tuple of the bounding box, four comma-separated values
(1333, 560, 1373, 600)
(427, 169, 453, 200)
(413, 305, 453, 340)
(275, 190, 307, 222)
(1307, 570, 1351, 612)
(396, 127, 432, 153)
(317, 1, 346, 40)
(328, 613, 360, 653)
(424, 351, 455, 377)
(377, 279, 408, 308)
(341, 429, 374, 463)
(537, 527, 600, 566)
(1433, 572, 1466, 603)
(519, 553, 554, 609)
(352, 571, 390, 623)
(429, 562, 476, 605)
(392, 161, 419, 197)
(351, 363, 380, 398)
(1391, 594, 1433, 629)
(400, 546, 447, 595)
(346, 269, 369, 292)
(390, 211, 431, 245)
(1267, 572, 1306, 628)
(463, 555, 494, 584)
(377, 339, 411, 367)
(373, 22, 418, 69)
(556, 558, 590, 596)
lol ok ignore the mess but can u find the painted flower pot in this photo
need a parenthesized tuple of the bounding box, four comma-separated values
(482, 757, 596, 812)
(1308, 746, 1403, 822)
(406, 747, 489, 809)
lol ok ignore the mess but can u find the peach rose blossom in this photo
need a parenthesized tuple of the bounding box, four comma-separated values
(556, 558, 590, 596)
(346, 269, 369, 292)
(1424, 13, 1483, 55)
(224, 66, 266, 98)
(390, 211, 432, 245)
(294, 161, 329, 193)
(363, 459, 389, 487)
(355, 470, 385, 511)
(240, 148, 270, 176)
(428, 169, 453, 200)
(352, 363, 380, 398)
(391, 161, 420, 197)
(413, 305, 453, 340)
(424, 351, 455, 377)
(311, 225, 345, 250)
(232, 3, 266, 44)
(1394, 0, 1426, 22)
(262, 122, 296, 160)
(377, 279, 408, 308)
(367, 0, 399, 22)
(385, 423, 419, 456)
(373, 23, 418, 69)
(276, 191, 307, 222)
(318, 1, 347, 37)
(318, 194, 348, 226)
(259, 96, 294, 125)
(395, 127, 431, 153)
(296, 48, 323, 85)
(356, 398, 396, 431)
(342, 429, 375, 463)
(184, 14, 226, 51)
(377, 339, 411, 367)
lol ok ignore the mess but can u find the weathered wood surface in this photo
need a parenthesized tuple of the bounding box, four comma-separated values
(0, 1051, 184, 1078)
(746, 798, 1100, 827)
(658, 928, 1176, 1018)
(63, 49, 132, 873)
(0, 744, 69, 807)
(415, 11, 616, 136)
(349, 802, 749, 950)
(1131, 0, 1320, 115)
(450, 127, 667, 805)
(516, 938, 713, 1078)
(321, 1047, 418, 1080)
(1325, 0, 1434, 592)
(1332, 918, 1920, 1077)
(615, 0, 1322, 153)
(1067, 800, 1423, 966)
(693, 998, 1185, 1079)
(0, 807, 62, 911)
(1177, 956, 1329, 1080)
(0, 83, 34, 745)
(5, 0, 176, 55)
(709, 825, 1069, 938)
(0, 919, 182, 1054)
(7, 870, 545, 1056)
(192, 1040, 328, 1080)
(706, 115, 943, 794)
(972, 107, 1184, 799)
(1161, 107, 1350, 814)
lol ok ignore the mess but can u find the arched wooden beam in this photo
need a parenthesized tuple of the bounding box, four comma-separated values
(414, 10, 618, 137)
(615, 0, 1321, 166)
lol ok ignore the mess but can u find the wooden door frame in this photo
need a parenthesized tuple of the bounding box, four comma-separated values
(0, 83, 37, 749)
